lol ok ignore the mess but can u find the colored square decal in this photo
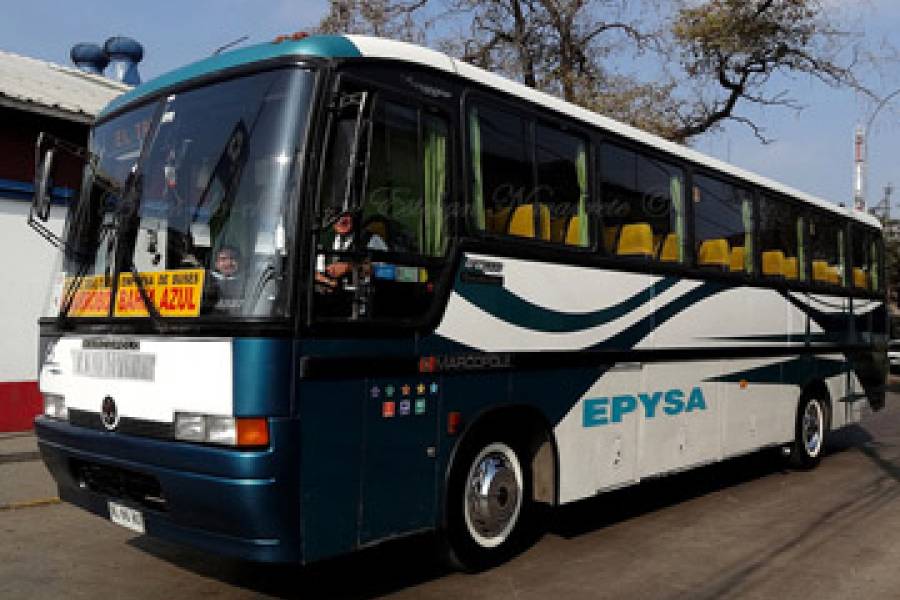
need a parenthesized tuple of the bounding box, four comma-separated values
(429, 382, 439, 395)
(395, 266, 418, 283)
(373, 263, 396, 280)
(415, 398, 426, 415)
(385, 385, 395, 397)
(382, 401, 396, 418)
(399, 400, 411, 416)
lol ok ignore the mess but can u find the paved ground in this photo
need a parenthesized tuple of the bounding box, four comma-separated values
(4, 394, 900, 599)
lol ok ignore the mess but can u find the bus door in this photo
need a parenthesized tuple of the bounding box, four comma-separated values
(359, 377, 441, 543)
(309, 80, 455, 543)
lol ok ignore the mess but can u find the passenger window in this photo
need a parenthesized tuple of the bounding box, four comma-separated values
(808, 212, 845, 287)
(535, 124, 589, 246)
(693, 175, 753, 273)
(365, 101, 422, 253)
(469, 106, 535, 238)
(851, 225, 874, 291)
(870, 234, 883, 292)
(758, 196, 805, 281)
(599, 144, 685, 262)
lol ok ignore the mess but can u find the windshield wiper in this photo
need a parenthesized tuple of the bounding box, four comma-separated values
(112, 169, 171, 333)
(104, 99, 174, 332)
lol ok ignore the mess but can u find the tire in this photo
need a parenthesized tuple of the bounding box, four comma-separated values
(788, 395, 828, 469)
(443, 433, 534, 571)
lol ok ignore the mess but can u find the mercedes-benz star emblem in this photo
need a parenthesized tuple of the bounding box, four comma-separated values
(101, 396, 119, 431)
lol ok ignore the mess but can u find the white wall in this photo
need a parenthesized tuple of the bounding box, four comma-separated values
(0, 197, 65, 382)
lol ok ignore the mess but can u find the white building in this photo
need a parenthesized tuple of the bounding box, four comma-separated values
(0, 50, 127, 431)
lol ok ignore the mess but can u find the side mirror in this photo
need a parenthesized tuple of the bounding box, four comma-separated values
(33, 146, 56, 223)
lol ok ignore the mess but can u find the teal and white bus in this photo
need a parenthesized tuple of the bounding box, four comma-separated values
(30, 34, 887, 570)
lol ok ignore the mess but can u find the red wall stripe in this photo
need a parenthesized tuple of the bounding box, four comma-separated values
(0, 381, 42, 432)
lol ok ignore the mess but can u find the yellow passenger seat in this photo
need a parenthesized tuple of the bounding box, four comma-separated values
(616, 223, 654, 258)
(762, 250, 785, 277)
(730, 246, 745, 272)
(659, 233, 679, 262)
(812, 260, 831, 283)
(853, 267, 868, 290)
(783, 257, 798, 280)
(565, 216, 583, 246)
(698, 239, 730, 268)
(507, 204, 551, 241)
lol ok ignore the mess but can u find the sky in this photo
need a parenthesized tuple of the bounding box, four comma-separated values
(2, 0, 900, 214)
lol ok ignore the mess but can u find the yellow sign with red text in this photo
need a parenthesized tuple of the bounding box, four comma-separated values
(65, 275, 112, 317)
(64, 269, 205, 318)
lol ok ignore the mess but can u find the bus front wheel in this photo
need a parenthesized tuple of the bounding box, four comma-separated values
(788, 394, 828, 469)
(444, 434, 533, 571)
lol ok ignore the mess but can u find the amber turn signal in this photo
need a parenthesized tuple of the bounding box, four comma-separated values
(236, 418, 269, 447)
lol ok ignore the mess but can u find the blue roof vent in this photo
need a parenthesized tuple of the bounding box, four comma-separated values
(70, 43, 109, 75)
(104, 36, 144, 85)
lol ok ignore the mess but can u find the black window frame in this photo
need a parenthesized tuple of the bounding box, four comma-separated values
(806, 206, 848, 291)
(595, 137, 690, 265)
(462, 90, 597, 254)
(690, 169, 756, 280)
(306, 69, 460, 331)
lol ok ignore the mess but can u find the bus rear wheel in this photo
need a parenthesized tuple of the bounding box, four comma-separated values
(788, 395, 827, 469)
(444, 435, 533, 571)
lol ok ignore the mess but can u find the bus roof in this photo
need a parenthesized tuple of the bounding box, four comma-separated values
(101, 34, 881, 229)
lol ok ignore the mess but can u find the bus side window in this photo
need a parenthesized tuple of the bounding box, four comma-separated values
(361, 98, 450, 258)
(808, 212, 846, 288)
(469, 105, 534, 238)
(850, 225, 878, 292)
(599, 143, 685, 262)
(693, 174, 754, 273)
(535, 124, 589, 247)
(870, 234, 883, 292)
(758, 195, 806, 282)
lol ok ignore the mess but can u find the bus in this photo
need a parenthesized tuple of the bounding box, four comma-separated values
(29, 33, 887, 570)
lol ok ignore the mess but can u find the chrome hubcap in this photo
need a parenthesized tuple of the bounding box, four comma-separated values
(802, 401, 823, 457)
(464, 443, 523, 548)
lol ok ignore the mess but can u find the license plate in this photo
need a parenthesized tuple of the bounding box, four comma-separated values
(108, 501, 145, 534)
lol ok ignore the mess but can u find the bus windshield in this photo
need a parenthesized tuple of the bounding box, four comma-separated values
(57, 67, 315, 320)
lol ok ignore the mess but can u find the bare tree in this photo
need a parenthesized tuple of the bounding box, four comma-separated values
(317, 0, 430, 42)
(668, 0, 870, 142)
(316, 0, 877, 144)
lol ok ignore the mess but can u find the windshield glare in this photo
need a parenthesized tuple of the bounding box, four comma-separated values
(58, 67, 314, 320)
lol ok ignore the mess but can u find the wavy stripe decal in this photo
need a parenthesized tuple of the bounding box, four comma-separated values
(593, 281, 728, 351)
(454, 274, 679, 333)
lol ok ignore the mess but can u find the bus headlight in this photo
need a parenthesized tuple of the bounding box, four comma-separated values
(174, 413, 206, 442)
(43, 393, 67, 420)
(206, 415, 237, 445)
(174, 413, 268, 447)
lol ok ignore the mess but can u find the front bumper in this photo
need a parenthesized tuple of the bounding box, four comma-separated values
(35, 415, 302, 563)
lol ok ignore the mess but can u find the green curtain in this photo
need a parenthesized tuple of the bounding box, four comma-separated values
(797, 217, 807, 281)
(838, 229, 846, 286)
(469, 109, 485, 230)
(871, 239, 880, 290)
(671, 176, 684, 262)
(742, 195, 754, 273)
(575, 143, 588, 246)
(423, 120, 447, 256)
